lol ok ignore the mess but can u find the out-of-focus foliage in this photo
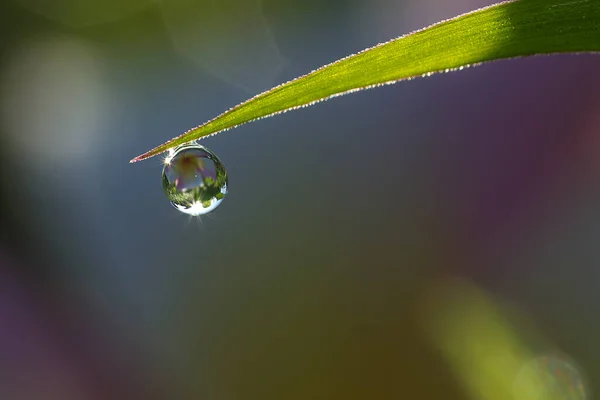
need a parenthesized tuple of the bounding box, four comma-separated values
(14, 0, 154, 27)
(423, 280, 588, 400)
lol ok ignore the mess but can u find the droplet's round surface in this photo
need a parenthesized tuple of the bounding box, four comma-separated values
(162, 143, 228, 215)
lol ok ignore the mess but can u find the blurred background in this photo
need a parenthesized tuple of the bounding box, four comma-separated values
(0, 0, 598, 398)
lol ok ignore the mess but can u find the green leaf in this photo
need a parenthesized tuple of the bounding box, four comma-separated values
(131, 0, 600, 163)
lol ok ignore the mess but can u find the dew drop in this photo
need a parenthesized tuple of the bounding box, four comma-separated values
(162, 142, 228, 216)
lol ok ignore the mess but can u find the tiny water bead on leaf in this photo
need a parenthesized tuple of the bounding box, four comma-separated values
(162, 143, 228, 216)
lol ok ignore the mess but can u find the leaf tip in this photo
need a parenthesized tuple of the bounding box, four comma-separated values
(129, 154, 147, 163)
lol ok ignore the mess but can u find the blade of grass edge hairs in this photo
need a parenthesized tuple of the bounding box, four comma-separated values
(131, 0, 600, 163)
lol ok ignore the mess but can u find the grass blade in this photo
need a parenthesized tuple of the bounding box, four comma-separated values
(131, 0, 600, 163)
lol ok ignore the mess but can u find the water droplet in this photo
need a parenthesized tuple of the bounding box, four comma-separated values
(162, 142, 228, 216)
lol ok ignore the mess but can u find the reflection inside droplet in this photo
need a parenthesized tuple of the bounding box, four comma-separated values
(513, 355, 587, 400)
(162, 143, 228, 216)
